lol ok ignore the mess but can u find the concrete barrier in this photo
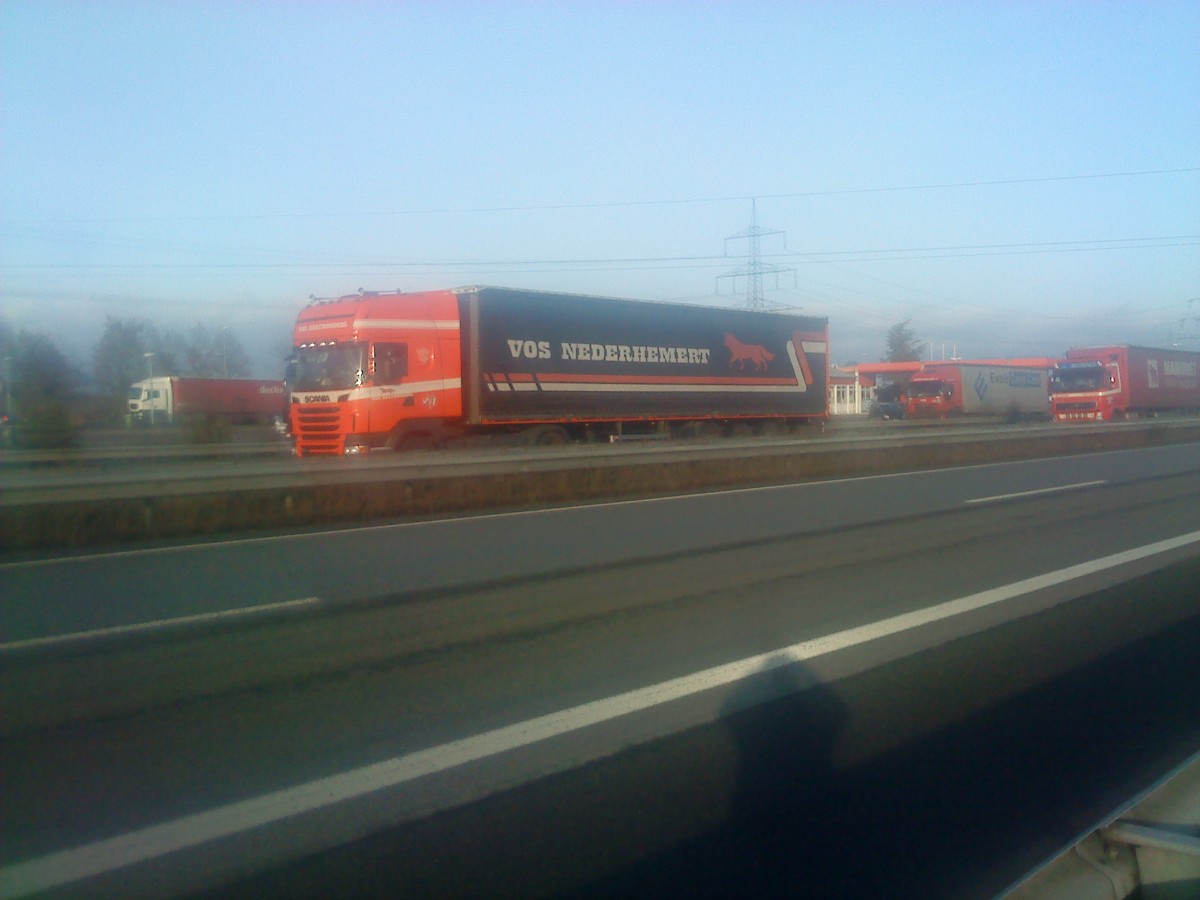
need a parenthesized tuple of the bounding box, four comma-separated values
(3, 423, 1199, 551)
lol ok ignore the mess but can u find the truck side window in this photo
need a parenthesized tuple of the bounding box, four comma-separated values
(375, 343, 408, 384)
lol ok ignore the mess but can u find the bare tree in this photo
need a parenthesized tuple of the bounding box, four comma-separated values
(7, 326, 81, 447)
(182, 324, 249, 378)
(92, 317, 179, 420)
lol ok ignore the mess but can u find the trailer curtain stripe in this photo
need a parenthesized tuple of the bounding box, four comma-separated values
(489, 372, 797, 387)
(786, 343, 811, 391)
(498, 382, 812, 394)
(483, 372, 812, 395)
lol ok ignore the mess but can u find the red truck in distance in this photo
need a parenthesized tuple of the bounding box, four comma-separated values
(902, 361, 1054, 420)
(127, 377, 286, 424)
(1050, 345, 1200, 422)
(288, 286, 830, 456)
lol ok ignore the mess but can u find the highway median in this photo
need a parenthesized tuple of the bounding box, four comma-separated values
(2, 420, 1199, 552)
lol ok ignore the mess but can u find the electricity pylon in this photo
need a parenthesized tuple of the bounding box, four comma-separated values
(717, 199, 796, 310)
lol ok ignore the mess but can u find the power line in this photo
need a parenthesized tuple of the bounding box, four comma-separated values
(783, 235, 1200, 259)
(3, 235, 1194, 271)
(3, 168, 1196, 225)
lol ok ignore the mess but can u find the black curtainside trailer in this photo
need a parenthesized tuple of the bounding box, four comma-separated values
(458, 287, 829, 426)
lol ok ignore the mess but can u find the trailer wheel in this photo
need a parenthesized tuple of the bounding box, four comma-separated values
(526, 425, 569, 446)
(680, 420, 725, 440)
(755, 420, 791, 437)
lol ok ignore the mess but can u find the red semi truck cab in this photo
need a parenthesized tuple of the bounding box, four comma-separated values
(290, 290, 464, 455)
(1050, 345, 1200, 422)
(903, 369, 961, 418)
(1049, 356, 1123, 422)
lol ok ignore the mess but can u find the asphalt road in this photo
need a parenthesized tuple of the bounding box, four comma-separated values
(211, 569, 1200, 900)
(2, 445, 1199, 897)
(2, 441, 1199, 644)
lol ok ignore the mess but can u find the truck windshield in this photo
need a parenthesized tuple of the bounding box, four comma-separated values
(292, 343, 366, 391)
(907, 380, 946, 398)
(1050, 367, 1104, 393)
(127, 387, 145, 401)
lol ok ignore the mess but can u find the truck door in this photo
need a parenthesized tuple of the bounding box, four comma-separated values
(401, 334, 450, 414)
(374, 343, 408, 385)
(367, 342, 408, 433)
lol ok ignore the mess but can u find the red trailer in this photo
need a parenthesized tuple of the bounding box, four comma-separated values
(1050, 346, 1200, 422)
(128, 377, 286, 424)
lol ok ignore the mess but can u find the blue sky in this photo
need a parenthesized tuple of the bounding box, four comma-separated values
(2, 1, 1198, 375)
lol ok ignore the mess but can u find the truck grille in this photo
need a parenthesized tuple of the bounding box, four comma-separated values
(1055, 400, 1103, 421)
(294, 405, 342, 455)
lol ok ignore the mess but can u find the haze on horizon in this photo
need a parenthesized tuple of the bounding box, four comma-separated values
(2, 2, 1198, 378)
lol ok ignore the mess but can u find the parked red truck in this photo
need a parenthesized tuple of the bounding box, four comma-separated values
(128, 377, 286, 424)
(902, 361, 1053, 420)
(1050, 345, 1200, 422)
(289, 286, 829, 455)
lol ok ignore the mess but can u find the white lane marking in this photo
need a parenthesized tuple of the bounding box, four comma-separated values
(965, 480, 1108, 505)
(0, 598, 322, 653)
(3, 530, 1199, 899)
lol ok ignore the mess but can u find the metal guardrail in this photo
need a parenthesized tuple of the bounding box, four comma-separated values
(2, 415, 1194, 471)
(0, 440, 291, 468)
(4, 418, 1199, 551)
(0, 419, 1148, 505)
(1000, 750, 1200, 899)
